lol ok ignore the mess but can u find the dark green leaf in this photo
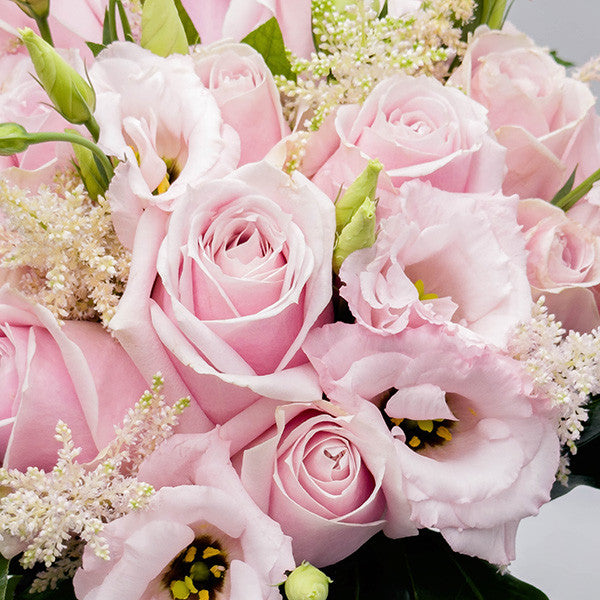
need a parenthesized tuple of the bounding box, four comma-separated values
(318, 531, 547, 600)
(116, 0, 135, 42)
(0, 556, 9, 600)
(550, 50, 575, 68)
(101, 8, 111, 45)
(4, 576, 20, 600)
(553, 166, 600, 212)
(86, 41, 106, 57)
(379, 0, 388, 18)
(241, 17, 296, 81)
(551, 165, 577, 206)
(107, 0, 118, 43)
(172, 0, 200, 45)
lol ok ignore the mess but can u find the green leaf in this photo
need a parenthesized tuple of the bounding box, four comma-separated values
(116, 0, 134, 42)
(86, 41, 106, 57)
(320, 532, 548, 600)
(101, 8, 112, 45)
(549, 50, 575, 68)
(487, 0, 507, 29)
(0, 556, 9, 600)
(553, 166, 600, 212)
(241, 17, 296, 81)
(379, 0, 388, 18)
(141, 0, 188, 57)
(172, 0, 200, 45)
(550, 166, 577, 206)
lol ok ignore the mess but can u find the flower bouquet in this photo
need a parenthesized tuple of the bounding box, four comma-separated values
(0, 0, 599, 598)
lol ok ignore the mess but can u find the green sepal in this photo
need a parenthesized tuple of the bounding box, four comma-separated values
(86, 41, 106, 57)
(141, 0, 189, 57)
(241, 17, 296, 81)
(549, 49, 575, 68)
(67, 128, 110, 200)
(553, 166, 600, 212)
(335, 159, 382, 234)
(550, 165, 577, 206)
(172, 0, 200, 45)
(333, 196, 377, 273)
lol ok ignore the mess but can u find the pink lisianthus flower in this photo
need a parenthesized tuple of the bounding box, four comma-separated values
(74, 431, 295, 600)
(89, 42, 240, 248)
(109, 160, 334, 426)
(192, 41, 290, 165)
(339, 180, 531, 348)
(237, 400, 416, 567)
(303, 322, 560, 564)
(448, 25, 600, 201)
(180, 0, 313, 58)
(0, 285, 147, 471)
(307, 74, 506, 203)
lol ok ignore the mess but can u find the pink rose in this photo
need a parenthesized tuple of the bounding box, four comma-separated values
(193, 41, 289, 165)
(181, 0, 313, 58)
(303, 322, 560, 564)
(448, 25, 600, 201)
(518, 199, 600, 292)
(308, 74, 506, 202)
(0, 286, 147, 471)
(75, 431, 295, 600)
(110, 161, 334, 426)
(238, 400, 416, 566)
(90, 42, 240, 248)
(339, 180, 531, 348)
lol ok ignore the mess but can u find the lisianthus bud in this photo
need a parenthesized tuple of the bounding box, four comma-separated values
(333, 195, 377, 273)
(284, 562, 332, 600)
(335, 159, 382, 234)
(141, 0, 188, 57)
(0, 123, 30, 155)
(11, 0, 49, 19)
(19, 28, 96, 126)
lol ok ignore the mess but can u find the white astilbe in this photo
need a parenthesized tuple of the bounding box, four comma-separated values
(573, 54, 600, 83)
(277, 0, 474, 135)
(508, 298, 600, 483)
(0, 171, 130, 325)
(0, 374, 190, 591)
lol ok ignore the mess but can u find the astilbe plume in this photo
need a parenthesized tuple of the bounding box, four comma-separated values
(0, 170, 130, 325)
(508, 298, 600, 483)
(276, 0, 474, 135)
(0, 374, 190, 592)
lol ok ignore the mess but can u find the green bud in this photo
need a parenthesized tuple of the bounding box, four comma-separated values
(335, 159, 382, 235)
(333, 195, 377, 273)
(67, 129, 109, 201)
(141, 0, 188, 57)
(20, 28, 96, 125)
(0, 122, 31, 155)
(284, 562, 332, 600)
(11, 0, 49, 19)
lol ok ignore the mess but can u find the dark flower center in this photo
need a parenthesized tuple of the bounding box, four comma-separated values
(163, 536, 228, 600)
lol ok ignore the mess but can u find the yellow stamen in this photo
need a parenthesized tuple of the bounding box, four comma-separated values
(170, 580, 190, 600)
(184, 576, 198, 594)
(408, 436, 421, 448)
(210, 565, 225, 578)
(183, 547, 197, 563)
(202, 547, 221, 559)
(436, 426, 452, 441)
(469, 407, 477, 417)
(156, 173, 170, 194)
(417, 420, 433, 433)
(198, 590, 209, 600)
(390, 417, 403, 426)
(413, 278, 438, 301)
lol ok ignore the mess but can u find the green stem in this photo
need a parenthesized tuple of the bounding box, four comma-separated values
(34, 15, 54, 46)
(85, 116, 101, 143)
(28, 131, 114, 179)
(555, 167, 600, 212)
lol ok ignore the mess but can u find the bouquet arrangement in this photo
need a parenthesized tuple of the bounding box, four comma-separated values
(0, 0, 599, 598)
